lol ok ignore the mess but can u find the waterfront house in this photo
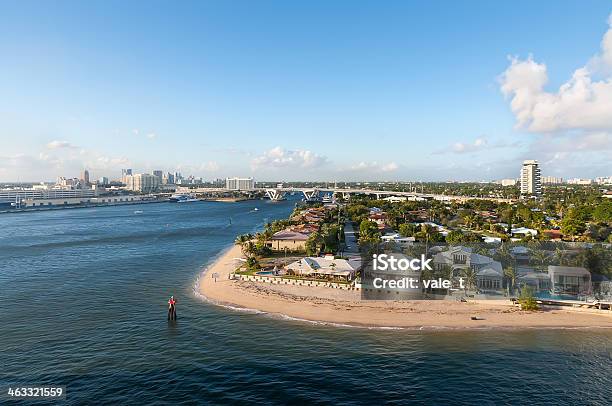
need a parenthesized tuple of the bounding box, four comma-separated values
(548, 266, 592, 296)
(517, 272, 551, 292)
(267, 230, 309, 252)
(433, 246, 504, 293)
(285, 256, 357, 281)
(510, 246, 530, 265)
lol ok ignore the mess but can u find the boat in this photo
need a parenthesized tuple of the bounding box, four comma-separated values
(134, 210, 144, 214)
(169, 193, 199, 203)
(253, 208, 259, 211)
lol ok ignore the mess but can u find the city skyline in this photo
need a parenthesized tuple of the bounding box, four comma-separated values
(1, 1, 611, 182)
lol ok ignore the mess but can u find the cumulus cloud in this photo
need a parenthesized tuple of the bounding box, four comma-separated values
(348, 161, 399, 173)
(499, 14, 612, 134)
(199, 161, 220, 172)
(47, 140, 77, 149)
(433, 136, 520, 155)
(251, 147, 328, 170)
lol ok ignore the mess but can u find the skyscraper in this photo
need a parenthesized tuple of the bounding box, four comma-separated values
(81, 169, 90, 185)
(121, 169, 133, 184)
(520, 160, 542, 196)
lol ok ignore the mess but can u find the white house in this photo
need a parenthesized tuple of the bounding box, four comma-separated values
(381, 232, 415, 248)
(285, 255, 358, 281)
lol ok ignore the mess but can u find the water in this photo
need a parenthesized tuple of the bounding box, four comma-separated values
(0, 201, 610, 405)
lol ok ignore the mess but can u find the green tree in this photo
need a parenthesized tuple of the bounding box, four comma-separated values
(305, 231, 323, 256)
(359, 220, 380, 242)
(561, 210, 586, 240)
(518, 285, 539, 311)
(399, 223, 417, 237)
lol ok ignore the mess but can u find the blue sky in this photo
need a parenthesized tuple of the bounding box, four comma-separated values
(1, 1, 611, 182)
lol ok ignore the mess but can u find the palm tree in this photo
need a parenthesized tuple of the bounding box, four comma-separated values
(554, 246, 567, 266)
(235, 233, 252, 256)
(531, 249, 550, 270)
(235, 234, 257, 258)
(461, 267, 478, 294)
(504, 267, 517, 295)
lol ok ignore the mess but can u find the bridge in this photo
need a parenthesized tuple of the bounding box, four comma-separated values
(262, 187, 515, 203)
(172, 186, 515, 204)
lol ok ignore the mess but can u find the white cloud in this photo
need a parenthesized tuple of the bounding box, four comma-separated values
(347, 161, 399, 173)
(251, 146, 328, 170)
(146, 133, 157, 139)
(380, 162, 399, 172)
(46, 140, 77, 149)
(499, 15, 612, 134)
(433, 136, 520, 155)
(199, 161, 220, 172)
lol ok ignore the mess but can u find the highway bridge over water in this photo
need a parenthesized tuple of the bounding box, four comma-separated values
(182, 186, 515, 204)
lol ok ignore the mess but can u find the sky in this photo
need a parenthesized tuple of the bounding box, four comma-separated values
(0, 0, 611, 182)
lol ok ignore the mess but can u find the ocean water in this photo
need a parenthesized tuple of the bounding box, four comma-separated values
(0, 201, 610, 405)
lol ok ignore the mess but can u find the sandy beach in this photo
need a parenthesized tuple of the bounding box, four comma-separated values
(198, 245, 612, 329)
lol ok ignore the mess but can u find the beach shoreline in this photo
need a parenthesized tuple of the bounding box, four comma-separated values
(197, 244, 612, 329)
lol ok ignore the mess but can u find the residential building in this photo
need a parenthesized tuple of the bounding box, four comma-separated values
(380, 232, 415, 248)
(432, 246, 504, 292)
(285, 255, 357, 281)
(567, 178, 593, 185)
(520, 160, 542, 196)
(124, 173, 160, 193)
(226, 177, 255, 191)
(267, 230, 309, 251)
(121, 169, 132, 184)
(518, 272, 551, 292)
(153, 170, 163, 182)
(542, 176, 563, 184)
(548, 266, 592, 296)
(499, 178, 517, 187)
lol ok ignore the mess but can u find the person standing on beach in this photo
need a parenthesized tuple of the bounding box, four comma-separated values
(167, 296, 177, 321)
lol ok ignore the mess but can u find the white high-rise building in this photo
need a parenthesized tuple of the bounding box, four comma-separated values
(499, 178, 517, 187)
(542, 176, 564, 184)
(124, 174, 160, 193)
(520, 160, 542, 196)
(225, 177, 255, 191)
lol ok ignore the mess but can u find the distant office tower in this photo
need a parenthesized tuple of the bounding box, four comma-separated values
(542, 176, 564, 184)
(163, 172, 175, 184)
(121, 169, 133, 184)
(226, 177, 255, 191)
(153, 170, 163, 183)
(500, 179, 517, 187)
(520, 160, 542, 196)
(98, 177, 109, 185)
(81, 169, 90, 185)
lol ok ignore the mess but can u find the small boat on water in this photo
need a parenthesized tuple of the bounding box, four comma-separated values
(169, 193, 199, 203)
(134, 210, 144, 214)
(253, 208, 259, 211)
